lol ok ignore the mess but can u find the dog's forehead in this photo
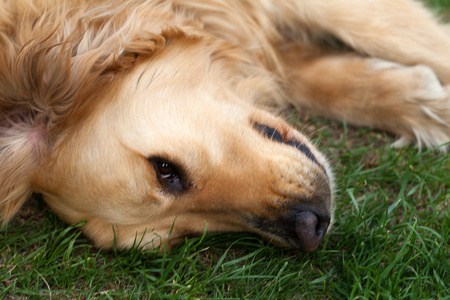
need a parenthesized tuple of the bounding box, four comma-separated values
(100, 51, 253, 161)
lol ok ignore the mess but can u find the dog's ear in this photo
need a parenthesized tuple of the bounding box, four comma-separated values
(0, 112, 50, 225)
(0, 1, 191, 225)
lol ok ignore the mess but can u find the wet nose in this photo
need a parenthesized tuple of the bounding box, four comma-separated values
(295, 210, 330, 252)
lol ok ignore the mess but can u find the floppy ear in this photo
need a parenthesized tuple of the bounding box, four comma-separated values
(0, 113, 50, 224)
(0, 1, 192, 225)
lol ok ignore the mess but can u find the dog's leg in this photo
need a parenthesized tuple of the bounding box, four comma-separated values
(264, 0, 450, 84)
(284, 47, 450, 150)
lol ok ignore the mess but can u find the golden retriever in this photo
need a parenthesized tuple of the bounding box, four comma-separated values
(1, 0, 449, 252)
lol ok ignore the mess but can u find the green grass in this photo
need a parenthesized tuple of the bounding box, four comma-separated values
(1, 3, 450, 300)
(428, 0, 450, 10)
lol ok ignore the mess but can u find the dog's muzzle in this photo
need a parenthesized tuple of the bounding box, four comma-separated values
(250, 120, 333, 251)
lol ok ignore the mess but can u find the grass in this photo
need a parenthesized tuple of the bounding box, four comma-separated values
(1, 2, 450, 299)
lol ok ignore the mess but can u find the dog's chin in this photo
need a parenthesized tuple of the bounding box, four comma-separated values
(258, 232, 325, 253)
(160, 229, 322, 253)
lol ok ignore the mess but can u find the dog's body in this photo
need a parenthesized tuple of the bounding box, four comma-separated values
(1, 0, 449, 252)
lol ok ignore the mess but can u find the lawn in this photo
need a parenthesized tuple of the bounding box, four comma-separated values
(1, 1, 450, 299)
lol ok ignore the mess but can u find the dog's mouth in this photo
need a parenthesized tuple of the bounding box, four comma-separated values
(247, 206, 331, 252)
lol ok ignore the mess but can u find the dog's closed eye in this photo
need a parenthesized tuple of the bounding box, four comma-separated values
(252, 121, 325, 170)
(148, 158, 186, 192)
(253, 122, 284, 143)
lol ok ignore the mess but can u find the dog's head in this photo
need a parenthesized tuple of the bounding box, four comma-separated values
(0, 1, 334, 252)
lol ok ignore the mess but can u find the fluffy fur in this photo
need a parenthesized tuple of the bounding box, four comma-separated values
(0, 0, 449, 251)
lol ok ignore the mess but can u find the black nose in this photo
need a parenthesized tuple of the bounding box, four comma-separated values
(295, 211, 330, 252)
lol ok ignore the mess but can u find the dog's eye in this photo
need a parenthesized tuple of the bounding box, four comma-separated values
(149, 158, 185, 192)
(157, 161, 178, 181)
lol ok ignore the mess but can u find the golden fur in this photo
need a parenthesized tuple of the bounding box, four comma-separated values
(0, 0, 449, 251)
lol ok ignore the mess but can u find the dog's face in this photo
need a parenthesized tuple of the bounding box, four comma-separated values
(32, 39, 334, 252)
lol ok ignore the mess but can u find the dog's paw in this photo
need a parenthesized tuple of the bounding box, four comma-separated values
(392, 66, 450, 152)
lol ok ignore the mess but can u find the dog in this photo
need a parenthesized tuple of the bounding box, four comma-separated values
(1, 0, 449, 253)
